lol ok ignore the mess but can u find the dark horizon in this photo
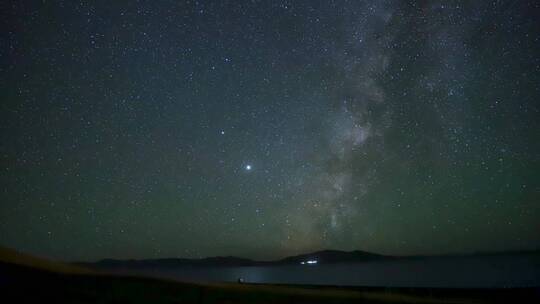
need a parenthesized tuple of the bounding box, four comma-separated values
(79, 248, 540, 265)
(2, 1, 539, 262)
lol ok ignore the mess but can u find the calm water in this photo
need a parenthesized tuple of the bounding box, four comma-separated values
(133, 253, 540, 288)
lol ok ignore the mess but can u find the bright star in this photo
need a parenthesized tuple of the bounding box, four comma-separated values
(245, 165, 252, 171)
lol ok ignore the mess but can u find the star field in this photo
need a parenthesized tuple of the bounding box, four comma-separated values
(1, 0, 539, 261)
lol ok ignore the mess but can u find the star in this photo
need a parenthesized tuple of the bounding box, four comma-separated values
(245, 164, 252, 171)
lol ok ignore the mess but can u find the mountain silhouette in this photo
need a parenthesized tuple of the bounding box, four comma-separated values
(82, 250, 388, 269)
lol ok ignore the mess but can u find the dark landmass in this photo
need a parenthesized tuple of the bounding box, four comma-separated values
(78, 249, 540, 270)
(2, 246, 539, 303)
(277, 249, 386, 264)
(79, 249, 388, 269)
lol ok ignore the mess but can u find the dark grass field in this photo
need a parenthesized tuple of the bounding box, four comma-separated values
(1, 248, 539, 303)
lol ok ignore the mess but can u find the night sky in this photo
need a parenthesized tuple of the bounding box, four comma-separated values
(1, 1, 539, 261)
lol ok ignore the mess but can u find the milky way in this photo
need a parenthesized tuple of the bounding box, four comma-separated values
(1, 1, 539, 260)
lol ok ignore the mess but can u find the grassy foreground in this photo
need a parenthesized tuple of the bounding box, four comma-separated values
(0, 248, 538, 303)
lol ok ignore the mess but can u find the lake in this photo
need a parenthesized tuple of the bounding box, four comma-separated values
(130, 253, 540, 288)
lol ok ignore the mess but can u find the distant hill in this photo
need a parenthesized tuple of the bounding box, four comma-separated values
(276, 250, 386, 264)
(80, 249, 389, 269)
(78, 248, 540, 270)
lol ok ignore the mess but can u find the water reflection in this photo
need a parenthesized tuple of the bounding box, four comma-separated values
(140, 253, 540, 288)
